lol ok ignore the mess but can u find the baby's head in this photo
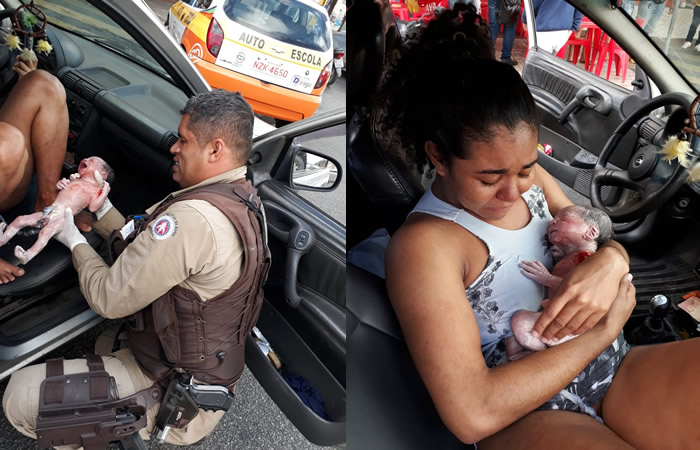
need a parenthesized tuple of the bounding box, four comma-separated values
(78, 156, 114, 185)
(548, 206, 613, 257)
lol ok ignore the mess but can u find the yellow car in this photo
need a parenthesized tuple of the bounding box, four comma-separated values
(167, 0, 334, 123)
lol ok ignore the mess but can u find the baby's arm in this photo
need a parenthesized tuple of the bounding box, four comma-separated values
(88, 181, 110, 213)
(519, 260, 562, 291)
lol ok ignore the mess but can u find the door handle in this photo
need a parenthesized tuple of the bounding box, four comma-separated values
(264, 201, 316, 309)
(559, 85, 613, 123)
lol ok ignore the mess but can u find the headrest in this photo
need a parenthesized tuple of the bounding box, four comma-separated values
(347, 107, 425, 237)
(347, 0, 401, 111)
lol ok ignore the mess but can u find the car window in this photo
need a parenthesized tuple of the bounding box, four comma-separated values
(291, 123, 346, 225)
(626, 0, 700, 92)
(524, 10, 635, 91)
(222, 0, 331, 52)
(34, 0, 171, 80)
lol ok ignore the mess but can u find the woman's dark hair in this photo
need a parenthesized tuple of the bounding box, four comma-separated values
(376, 4, 539, 170)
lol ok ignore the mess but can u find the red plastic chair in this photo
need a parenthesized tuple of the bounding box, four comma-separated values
(391, 2, 411, 21)
(480, 0, 489, 21)
(556, 32, 593, 70)
(589, 17, 643, 83)
(593, 36, 630, 82)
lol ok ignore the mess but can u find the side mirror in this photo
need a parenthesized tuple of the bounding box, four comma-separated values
(290, 148, 342, 191)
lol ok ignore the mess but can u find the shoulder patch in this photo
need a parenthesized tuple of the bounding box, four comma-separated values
(152, 214, 178, 240)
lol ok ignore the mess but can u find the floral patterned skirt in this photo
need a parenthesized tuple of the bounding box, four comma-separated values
(536, 331, 630, 422)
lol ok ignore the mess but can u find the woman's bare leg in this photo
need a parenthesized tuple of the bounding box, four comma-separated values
(0, 70, 68, 212)
(0, 123, 29, 211)
(478, 409, 634, 450)
(602, 338, 700, 449)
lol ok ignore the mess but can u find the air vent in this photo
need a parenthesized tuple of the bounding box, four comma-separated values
(76, 81, 100, 101)
(638, 118, 657, 142)
(160, 133, 178, 156)
(60, 70, 102, 101)
(62, 71, 79, 91)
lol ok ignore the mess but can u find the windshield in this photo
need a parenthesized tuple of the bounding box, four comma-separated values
(622, 1, 699, 91)
(222, 0, 331, 52)
(33, 0, 171, 79)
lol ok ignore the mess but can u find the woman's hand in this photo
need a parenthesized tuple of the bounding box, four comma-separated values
(594, 273, 636, 339)
(532, 244, 630, 342)
(12, 54, 37, 77)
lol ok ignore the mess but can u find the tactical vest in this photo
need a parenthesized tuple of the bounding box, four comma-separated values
(108, 179, 271, 389)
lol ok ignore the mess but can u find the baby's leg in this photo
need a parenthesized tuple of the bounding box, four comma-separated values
(504, 336, 531, 362)
(0, 212, 44, 246)
(14, 212, 65, 264)
(511, 310, 548, 351)
(512, 310, 578, 350)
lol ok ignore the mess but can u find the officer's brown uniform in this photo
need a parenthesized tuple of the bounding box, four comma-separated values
(3, 166, 253, 446)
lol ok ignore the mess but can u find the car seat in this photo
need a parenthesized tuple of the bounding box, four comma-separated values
(347, 0, 473, 447)
(348, 265, 470, 449)
(347, 0, 425, 250)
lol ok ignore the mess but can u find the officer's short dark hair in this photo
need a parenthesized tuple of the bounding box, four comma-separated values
(181, 89, 254, 162)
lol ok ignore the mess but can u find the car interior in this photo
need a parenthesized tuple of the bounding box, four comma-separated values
(0, 1, 346, 446)
(347, 0, 700, 447)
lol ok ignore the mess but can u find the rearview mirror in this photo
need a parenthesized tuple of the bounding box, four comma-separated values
(291, 149, 341, 191)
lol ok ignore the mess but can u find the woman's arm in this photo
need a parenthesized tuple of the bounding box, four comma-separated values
(534, 165, 631, 341)
(385, 220, 635, 443)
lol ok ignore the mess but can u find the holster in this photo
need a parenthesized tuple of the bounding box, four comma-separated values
(36, 355, 162, 450)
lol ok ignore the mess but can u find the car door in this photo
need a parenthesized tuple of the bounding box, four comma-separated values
(245, 111, 346, 446)
(520, 2, 652, 203)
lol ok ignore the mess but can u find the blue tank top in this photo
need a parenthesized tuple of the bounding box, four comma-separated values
(410, 184, 554, 367)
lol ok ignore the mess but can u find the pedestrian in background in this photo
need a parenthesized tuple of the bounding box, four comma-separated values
(524, 0, 583, 54)
(489, 0, 518, 65)
(636, 0, 669, 34)
(681, 0, 700, 50)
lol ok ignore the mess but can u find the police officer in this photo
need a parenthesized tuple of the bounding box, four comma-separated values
(2, 89, 270, 446)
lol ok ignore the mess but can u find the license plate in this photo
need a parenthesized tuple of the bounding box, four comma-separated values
(252, 59, 289, 79)
(334, 58, 344, 69)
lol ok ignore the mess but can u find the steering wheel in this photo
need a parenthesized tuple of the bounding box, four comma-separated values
(590, 92, 696, 223)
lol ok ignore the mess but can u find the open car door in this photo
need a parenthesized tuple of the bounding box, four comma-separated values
(246, 110, 346, 446)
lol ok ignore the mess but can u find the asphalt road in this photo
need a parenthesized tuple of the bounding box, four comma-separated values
(0, 2, 345, 450)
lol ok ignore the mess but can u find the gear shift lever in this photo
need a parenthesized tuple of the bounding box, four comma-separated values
(629, 294, 669, 344)
(648, 294, 670, 328)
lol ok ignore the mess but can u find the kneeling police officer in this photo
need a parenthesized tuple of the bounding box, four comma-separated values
(2, 89, 270, 449)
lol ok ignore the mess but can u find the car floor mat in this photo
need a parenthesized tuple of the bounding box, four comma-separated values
(629, 256, 700, 310)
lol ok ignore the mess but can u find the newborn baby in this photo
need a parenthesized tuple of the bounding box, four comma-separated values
(505, 205, 613, 361)
(0, 157, 113, 264)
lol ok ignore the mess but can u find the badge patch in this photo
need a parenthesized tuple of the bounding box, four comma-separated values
(152, 214, 177, 240)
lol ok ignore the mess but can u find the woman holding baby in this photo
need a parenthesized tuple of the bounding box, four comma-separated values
(383, 5, 700, 448)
